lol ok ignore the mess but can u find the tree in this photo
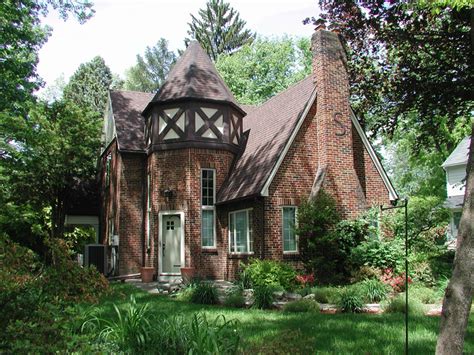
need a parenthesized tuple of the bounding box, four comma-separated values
(63, 56, 113, 116)
(124, 38, 177, 92)
(0, 0, 94, 116)
(186, 0, 255, 60)
(436, 124, 473, 354)
(216, 37, 311, 104)
(305, 1, 472, 154)
(1, 100, 101, 244)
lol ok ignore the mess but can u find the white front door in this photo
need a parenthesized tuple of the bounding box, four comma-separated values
(161, 214, 182, 274)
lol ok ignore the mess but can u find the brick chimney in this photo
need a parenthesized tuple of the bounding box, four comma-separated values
(311, 28, 366, 218)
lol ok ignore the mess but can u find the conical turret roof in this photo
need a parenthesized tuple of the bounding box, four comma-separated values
(143, 41, 240, 115)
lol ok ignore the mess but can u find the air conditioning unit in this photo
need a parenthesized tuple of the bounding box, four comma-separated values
(84, 244, 107, 274)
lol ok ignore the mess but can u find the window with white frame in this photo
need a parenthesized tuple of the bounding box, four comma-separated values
(229, 209, 253, 253)
(201, 169, 215, 248)
(108, 216, 114, 244)
(105, 153, 112, 186)
(282, 207, 297, 253)
(146, 173, 151, 250)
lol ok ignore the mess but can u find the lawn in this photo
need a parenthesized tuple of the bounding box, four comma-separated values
(78, 282, 474, 354)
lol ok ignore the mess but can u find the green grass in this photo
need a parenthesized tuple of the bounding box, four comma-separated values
(77, 283, 474, 354)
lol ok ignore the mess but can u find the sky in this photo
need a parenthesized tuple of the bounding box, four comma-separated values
(37, 0, 318, 88)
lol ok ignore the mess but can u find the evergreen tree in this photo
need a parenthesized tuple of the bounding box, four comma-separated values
(186, 0, 255, 60)
(63, 56, 113, 116)
(124, 38, 177, 93)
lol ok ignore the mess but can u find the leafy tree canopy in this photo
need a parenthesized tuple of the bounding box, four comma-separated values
(216, 36, 312, 105)
(186, 0, 255, 60)
(63, 56, 114, 116)
(124, 38, 177, 93)
(305, 1, 472, 154)
(0, 0, 94, 115)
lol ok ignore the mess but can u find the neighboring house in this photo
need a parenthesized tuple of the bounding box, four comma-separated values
(442, 136, 470, 246)
(99, 27, 398, 280)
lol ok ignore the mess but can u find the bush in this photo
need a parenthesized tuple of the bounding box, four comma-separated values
(357, 279, 389, 303)
(190, 281, 219, 305)
(240, 259, 297, 291)
(351, 238, 404, 272)
(311, 286, 341, 304)
(224, 289, 246, 308)
(380, 268, 412, 293)
(283, 299, 320, 313)
(384, 294, 425, 316)
(350, 265, 383, 283)
(338, 286, 364, 313)
(253, 285, 275, 309)
(410, 285, 439, 304)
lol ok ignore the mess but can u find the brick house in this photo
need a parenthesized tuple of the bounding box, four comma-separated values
(99, 28, 398, 280)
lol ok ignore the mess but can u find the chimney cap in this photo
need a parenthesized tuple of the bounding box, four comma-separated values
(314, 18, 327, 31)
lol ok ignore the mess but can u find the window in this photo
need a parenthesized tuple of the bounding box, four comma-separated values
(229, 209, 253, 253)
(105, 153, 112, 186)
(146, 173, 151, 250)
(108, 217, 114, 244)
(201, 169, 215, 248)
(282, 207, 297, 253)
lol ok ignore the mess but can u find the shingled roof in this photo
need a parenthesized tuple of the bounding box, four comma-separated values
(217, 76, 316, 203)
(110, 90, 154, 152)
(143, 41, 241, 116)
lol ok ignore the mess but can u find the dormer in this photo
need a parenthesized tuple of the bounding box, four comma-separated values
(142, 41, 245, 154)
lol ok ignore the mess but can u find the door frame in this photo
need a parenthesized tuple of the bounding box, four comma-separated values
(158, 210, 185, 277)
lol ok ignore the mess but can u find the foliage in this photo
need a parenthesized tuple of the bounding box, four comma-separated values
(224, 288, 246, 308)
(84, 295, 150, 352)
(216, 36, 311, 104)
(296, 273, 315, 288)
(338, 286, 364, 313)
(307, 2, 472, 155)
(410, 285, 440, 304)
(357, 279, 390, 303)
(384, 294, 425, 316)
(190, 280, 219, 305)
(239, 258, 297, 291)
(252, 284, 275, 309)
(351, 238, 404, 272)
(63, 56, 113, 116)
(283, 299, 320, 313)
(380, 269, 412, 293)
(350, 265, 383, 283)
(310, 286, 341, 304)
(186, 0, 255, 60)
(296, 190, 341, 283)
(124, 38, 177, 93)
(0, 0, 94, 117)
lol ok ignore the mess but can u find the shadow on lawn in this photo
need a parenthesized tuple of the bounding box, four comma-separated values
(84, 283, 474, 354)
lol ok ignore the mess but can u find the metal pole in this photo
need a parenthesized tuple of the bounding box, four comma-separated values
(380, 198, 409, 354)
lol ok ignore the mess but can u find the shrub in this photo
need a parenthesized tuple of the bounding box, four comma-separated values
(253, 285, 275, 309)
(357, 278, 390, 303)
(338, 286, 364, 313)
(351, 238, 404, 272)
(296, 273, 315, 287)
(311, 286, 341, 304)
(350, 265, 383, 283)
(190, 281, 219, 305)
(436, 277, 450, 299)
(83, 295, 150, 352)
(239, 259, 297, 291)
(410, 285, 439, 304)
(384, 294, 425, 316)
(224, 289, 246, 308)
(283, 299, 320, 313)
(380, 268, 412, 293)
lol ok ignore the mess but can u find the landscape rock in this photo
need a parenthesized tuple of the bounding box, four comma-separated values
(273, 291, 284, 299)
(303, 294, 316, 300)
(285, 292, 302, 301)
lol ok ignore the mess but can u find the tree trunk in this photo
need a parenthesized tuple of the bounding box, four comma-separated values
(436, 124, 474, 354)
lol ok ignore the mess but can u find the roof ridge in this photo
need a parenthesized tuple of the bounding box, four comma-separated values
(251, 75, 312, 113)
(111, 89, 152, 95)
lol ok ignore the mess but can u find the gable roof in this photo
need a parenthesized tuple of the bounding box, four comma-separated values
(217, 76, 316, 203)
(442, 136, 470, 168)
(110, 90, 154, 152)
(143, 41, 241, 116)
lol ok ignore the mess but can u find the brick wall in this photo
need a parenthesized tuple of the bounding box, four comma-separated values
(148, 148, 234, 279)
(117, 153, 146, 275)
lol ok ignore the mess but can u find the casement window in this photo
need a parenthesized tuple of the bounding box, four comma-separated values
(105, 153, 112, 186)
(229, 209, 253, 254)
(201, 169, 216, 248)
(146, 173, 151, 250)
(282, 207, 297, 253)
